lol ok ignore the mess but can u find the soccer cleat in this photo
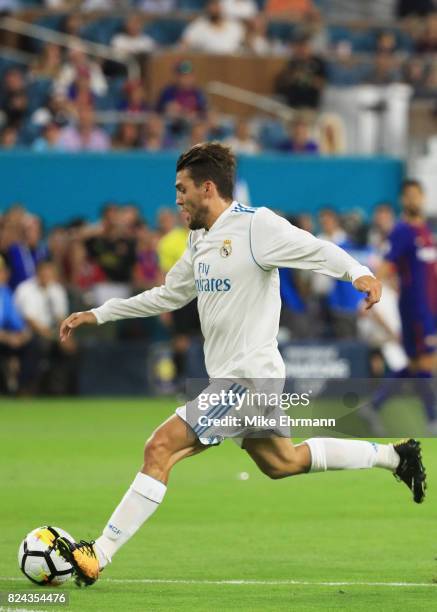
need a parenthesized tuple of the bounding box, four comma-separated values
(56, 537, 99, 587)
(393, 439, 427, 504)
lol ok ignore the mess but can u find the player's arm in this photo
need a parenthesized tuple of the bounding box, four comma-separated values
(251, 208, 381, 310)
(60, 248, 196, 342)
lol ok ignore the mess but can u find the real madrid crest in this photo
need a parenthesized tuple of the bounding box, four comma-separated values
(220, 239, 232, 258)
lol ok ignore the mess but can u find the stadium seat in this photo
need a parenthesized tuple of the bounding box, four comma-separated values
(177, 0, 207, 11)
(266, 21, 296, 44)
(326, 61, 364, 86)
(144, 18, 188, 46)
(81, 18, 124, 46)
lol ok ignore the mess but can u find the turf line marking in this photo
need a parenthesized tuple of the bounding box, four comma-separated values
(2, 577, 436, 588)
(106, 579, 436, 588)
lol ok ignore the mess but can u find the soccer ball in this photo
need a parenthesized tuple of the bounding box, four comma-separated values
(18, 526, 75, 585)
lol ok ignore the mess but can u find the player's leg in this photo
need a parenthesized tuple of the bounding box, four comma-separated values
(410, 353, 437, 430)
(58, 414, 207, 586)
(243, 436, 426, 502)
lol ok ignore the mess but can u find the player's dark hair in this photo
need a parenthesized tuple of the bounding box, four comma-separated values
(176, 142, 236, 201)
(401, 179, 423, 193)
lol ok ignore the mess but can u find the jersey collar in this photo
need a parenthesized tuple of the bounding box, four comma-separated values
(206, 200, 237, 234)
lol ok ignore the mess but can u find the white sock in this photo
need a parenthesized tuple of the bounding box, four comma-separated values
(305, 438, 400, 473)
(94, 472, 167, 569)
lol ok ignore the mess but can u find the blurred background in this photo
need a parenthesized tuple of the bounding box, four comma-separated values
(0, 0, 436, 397)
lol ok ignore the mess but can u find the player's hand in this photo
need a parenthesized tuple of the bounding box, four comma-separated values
(353, 275, 382, 310)
(60, 311, 97, 342)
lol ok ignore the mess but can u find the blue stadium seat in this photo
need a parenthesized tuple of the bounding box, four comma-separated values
(267, 21, 296, 44)
(81, 18, 123, 46)
(326, 61, 364, 86)
(144, 18, 188, 45)
(178, 0, 207, 11)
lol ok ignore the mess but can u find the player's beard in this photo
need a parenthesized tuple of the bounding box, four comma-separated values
(186, 201, 210, 230)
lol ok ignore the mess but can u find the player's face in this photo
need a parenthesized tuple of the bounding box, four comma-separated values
(175, 169, 210, 230)
(402, 185, 424, 217)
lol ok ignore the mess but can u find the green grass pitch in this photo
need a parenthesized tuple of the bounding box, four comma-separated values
(0, 398, 436, 611)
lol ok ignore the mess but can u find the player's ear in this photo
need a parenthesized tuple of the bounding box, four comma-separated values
(203, 180, 214, 197)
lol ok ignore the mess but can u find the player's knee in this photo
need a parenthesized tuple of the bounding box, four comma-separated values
(143, 432, 172, 470)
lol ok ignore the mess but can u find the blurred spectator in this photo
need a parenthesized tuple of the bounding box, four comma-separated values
(112, 122, 142, 150)
(275, 34, 327, 110)
(225, 119, 260, 154)
(0, 205, 24, 259)
(375, 31, 398, 55)
(30, 44, 62, 80)
(368, 203, 395, 252)
(66, 239, 105, 306)
(120, 80, 150, 113)
(0, 126, 18, 149)
(188, 121, 209, 148)
(265, 0, 319, 18)
(55, 46, 108, 99)
(31, 93, 75, 128)
(397, 0, 433, 18)
(243, 15, 272, 55)
(143, 113, 173, 150)
(403, 58, 428, 95)
(156, 211, 199, 386)
(32, 122, 62, 152)
(133, 223, 163, 291)
(14, 260, 76, 395)
(58, 108, 110, 152)
(85, 203, 136, 305)
(220, 0, 258, 20)
(157, 207, 177, 237)
(47, 226, 69, 282)
(67, 70, 96, 109)
(318, 208, 346, 244)
(365, 51, 402, 85)
(416, 13, 437, 53)
(156, 60, 207, 120)
(318, 114, 347, 155)
(0, 69, 29, 128)
(137, 0, 175, 11)
(0, 256, 30, 394)
(60, 13, 83, 38)
(7, 214, 48, 291)
(111, 15, 156, 58)
(277, 117, 319, 154)
(206, 108, 229, 140)
(181, 0, 245, 54)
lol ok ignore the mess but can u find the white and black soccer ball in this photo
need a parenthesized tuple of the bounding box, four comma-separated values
(18, 526, 75, 585)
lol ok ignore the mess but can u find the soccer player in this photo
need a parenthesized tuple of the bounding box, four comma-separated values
(57, 144, 426, 587)
(364, 180, 437, 431)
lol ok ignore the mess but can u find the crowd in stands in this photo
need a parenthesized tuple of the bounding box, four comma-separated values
(0, 198, 404, 394)
(0, 0, 436, 152)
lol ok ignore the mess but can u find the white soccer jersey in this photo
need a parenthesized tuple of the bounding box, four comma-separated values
(91, 202, 372, 379)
